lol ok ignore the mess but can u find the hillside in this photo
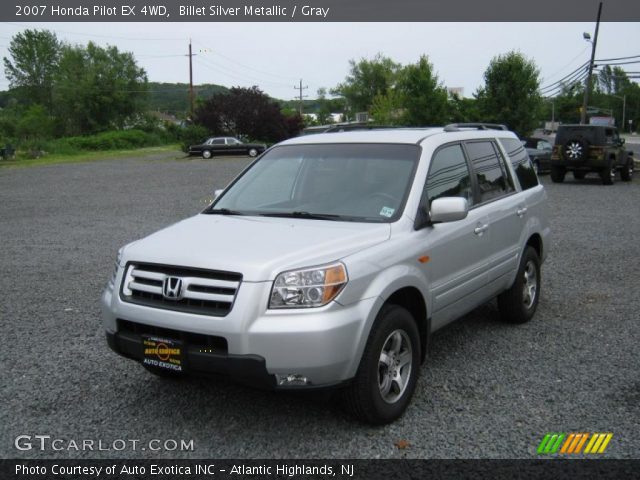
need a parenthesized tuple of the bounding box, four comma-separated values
(147, 82, 229, 115)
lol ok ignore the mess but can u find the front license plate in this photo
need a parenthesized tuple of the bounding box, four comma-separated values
(142, 335, 184, 372)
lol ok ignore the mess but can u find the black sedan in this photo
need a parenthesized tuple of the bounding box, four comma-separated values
(523, 137, 552, 174)
(189, 137, 267, 159)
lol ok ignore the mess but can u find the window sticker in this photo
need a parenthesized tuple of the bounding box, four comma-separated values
(380, 206, 395, 218)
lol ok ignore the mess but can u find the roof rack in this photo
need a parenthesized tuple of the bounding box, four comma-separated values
(443, 123, 508, 132)
(323, 124, 401, 133)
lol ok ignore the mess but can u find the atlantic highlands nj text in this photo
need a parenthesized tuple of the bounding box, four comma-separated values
(15, 463, 354, 477)
(14, 4, 331, 19)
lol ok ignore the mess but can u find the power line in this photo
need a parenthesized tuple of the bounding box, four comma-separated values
(540, 46, 590, 84)
(540, 61, 589, 92)
(193, 41, 298, 82)
(596, 54, 640, 62)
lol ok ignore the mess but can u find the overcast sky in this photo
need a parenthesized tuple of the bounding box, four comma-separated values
(1, 22, 639, 101)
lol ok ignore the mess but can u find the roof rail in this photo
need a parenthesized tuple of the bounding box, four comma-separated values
(443, 123, 508, 132)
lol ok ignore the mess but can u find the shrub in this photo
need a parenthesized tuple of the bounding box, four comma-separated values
(49, 129, 167, 153)
(178, 124, 209, 153)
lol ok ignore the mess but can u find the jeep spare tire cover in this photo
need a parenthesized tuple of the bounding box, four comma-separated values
(564, 138, 589, 161)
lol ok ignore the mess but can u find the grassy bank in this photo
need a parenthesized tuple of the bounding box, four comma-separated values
(0, 144, 182, 168)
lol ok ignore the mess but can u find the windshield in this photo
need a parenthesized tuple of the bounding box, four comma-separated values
(208, 143, 420, 222)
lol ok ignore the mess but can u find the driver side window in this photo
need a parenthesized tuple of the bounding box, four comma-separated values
(424, 144, 473, 207)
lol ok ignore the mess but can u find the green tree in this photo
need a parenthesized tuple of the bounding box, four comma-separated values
(15, 104, 55, 141)
(332, 54, 401, 115)
(396, 55, 449, 126)
(53, 42, 148, 135)
(476, 51, 542, 137)
(3, 29, 61, 110)
(449, 94, 479, 123)
(370, 90, 404, 125)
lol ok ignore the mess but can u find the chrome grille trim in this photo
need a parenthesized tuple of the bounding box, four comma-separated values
(120, 263, 242, 317)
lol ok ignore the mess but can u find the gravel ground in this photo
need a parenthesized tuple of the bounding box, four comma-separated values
(1, 152, 639, 459)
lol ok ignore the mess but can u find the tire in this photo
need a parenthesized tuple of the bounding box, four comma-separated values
(202, 150, 212, 159)
(563, 138, 589, 162)
(573, 171, 586, 180)
(497, 246, 541, 324)
(343, 305, 421, 424)
(621, 158, 634, 182)
(248, 148, 258, 157)
(143, 364, 184, 379)
(550, 166, 566, 183)
(600, 163, 616, 185)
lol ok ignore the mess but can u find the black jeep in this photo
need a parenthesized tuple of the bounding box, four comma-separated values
(550, 125, 634, 185)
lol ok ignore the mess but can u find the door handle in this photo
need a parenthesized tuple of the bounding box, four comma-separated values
(516, 207, 528, 217)
(474, 224, 488, 236)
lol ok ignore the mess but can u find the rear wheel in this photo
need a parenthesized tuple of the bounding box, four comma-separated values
(498, 246, 541, 324)
(550, 166, 566, 183)
(600, 163, 616, 185)
(621, 158, 634, 182)
(248, 148, 258, 157)
(343, 305, 420, 424)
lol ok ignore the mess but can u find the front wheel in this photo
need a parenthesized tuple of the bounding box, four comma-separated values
(202, 150, 213, 159)
(343, 305, 420, 424)
(248, 148, 258, 157)
(497, 246, 541, 324)
(621, 158, 634, 182)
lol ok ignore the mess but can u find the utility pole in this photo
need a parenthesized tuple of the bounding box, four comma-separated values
(294, 79, 308, 115)
(580, 1, 602, 124)
(187, 39, 197, 120)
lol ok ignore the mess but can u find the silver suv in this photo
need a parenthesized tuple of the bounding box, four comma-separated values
(102, 123, 550, 424)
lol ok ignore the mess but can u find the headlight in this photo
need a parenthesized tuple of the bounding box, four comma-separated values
(107, 248, 123, 290)
(269, 263, 348, 309)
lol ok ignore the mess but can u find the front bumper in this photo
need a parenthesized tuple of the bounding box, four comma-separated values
(106, 330, 277, 388)
(102, 281, 378, 388)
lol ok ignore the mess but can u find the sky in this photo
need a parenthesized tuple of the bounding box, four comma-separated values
(1, 22, 639, 101)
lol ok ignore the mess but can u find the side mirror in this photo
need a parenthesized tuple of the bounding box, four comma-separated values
(430, 197, 469, 223)
(213, 189, 223, 200)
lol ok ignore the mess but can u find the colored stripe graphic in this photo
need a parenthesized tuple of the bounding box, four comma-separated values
(538, 433, 612, 454)
(537, 433, 565, 454)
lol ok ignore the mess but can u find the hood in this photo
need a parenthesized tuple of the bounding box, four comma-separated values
(122, 214, 390, 282)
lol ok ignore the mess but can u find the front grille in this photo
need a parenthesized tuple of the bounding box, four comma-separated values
(117, 319, 228, 352)
(120, 262, 242, 317)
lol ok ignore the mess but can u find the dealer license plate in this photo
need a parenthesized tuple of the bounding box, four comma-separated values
(142, 335, 184, 372)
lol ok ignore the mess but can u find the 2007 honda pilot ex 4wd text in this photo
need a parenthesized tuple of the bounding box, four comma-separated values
(102, 124, 550, 424)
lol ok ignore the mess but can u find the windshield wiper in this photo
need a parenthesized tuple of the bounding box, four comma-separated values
(204, 208, 246, 216)
(259, 211, 343, 221)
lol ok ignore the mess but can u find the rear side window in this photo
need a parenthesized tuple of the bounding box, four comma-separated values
(425, 144, 473, 206)
(500, 138, 539, 191)
(464, 141, 510, 203)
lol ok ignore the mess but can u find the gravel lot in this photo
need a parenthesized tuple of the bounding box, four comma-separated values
(1, 151, 639, 459)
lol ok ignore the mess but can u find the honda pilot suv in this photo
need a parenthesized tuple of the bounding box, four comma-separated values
(102, 123, 550, 424)
(551, 124, 634, 184)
